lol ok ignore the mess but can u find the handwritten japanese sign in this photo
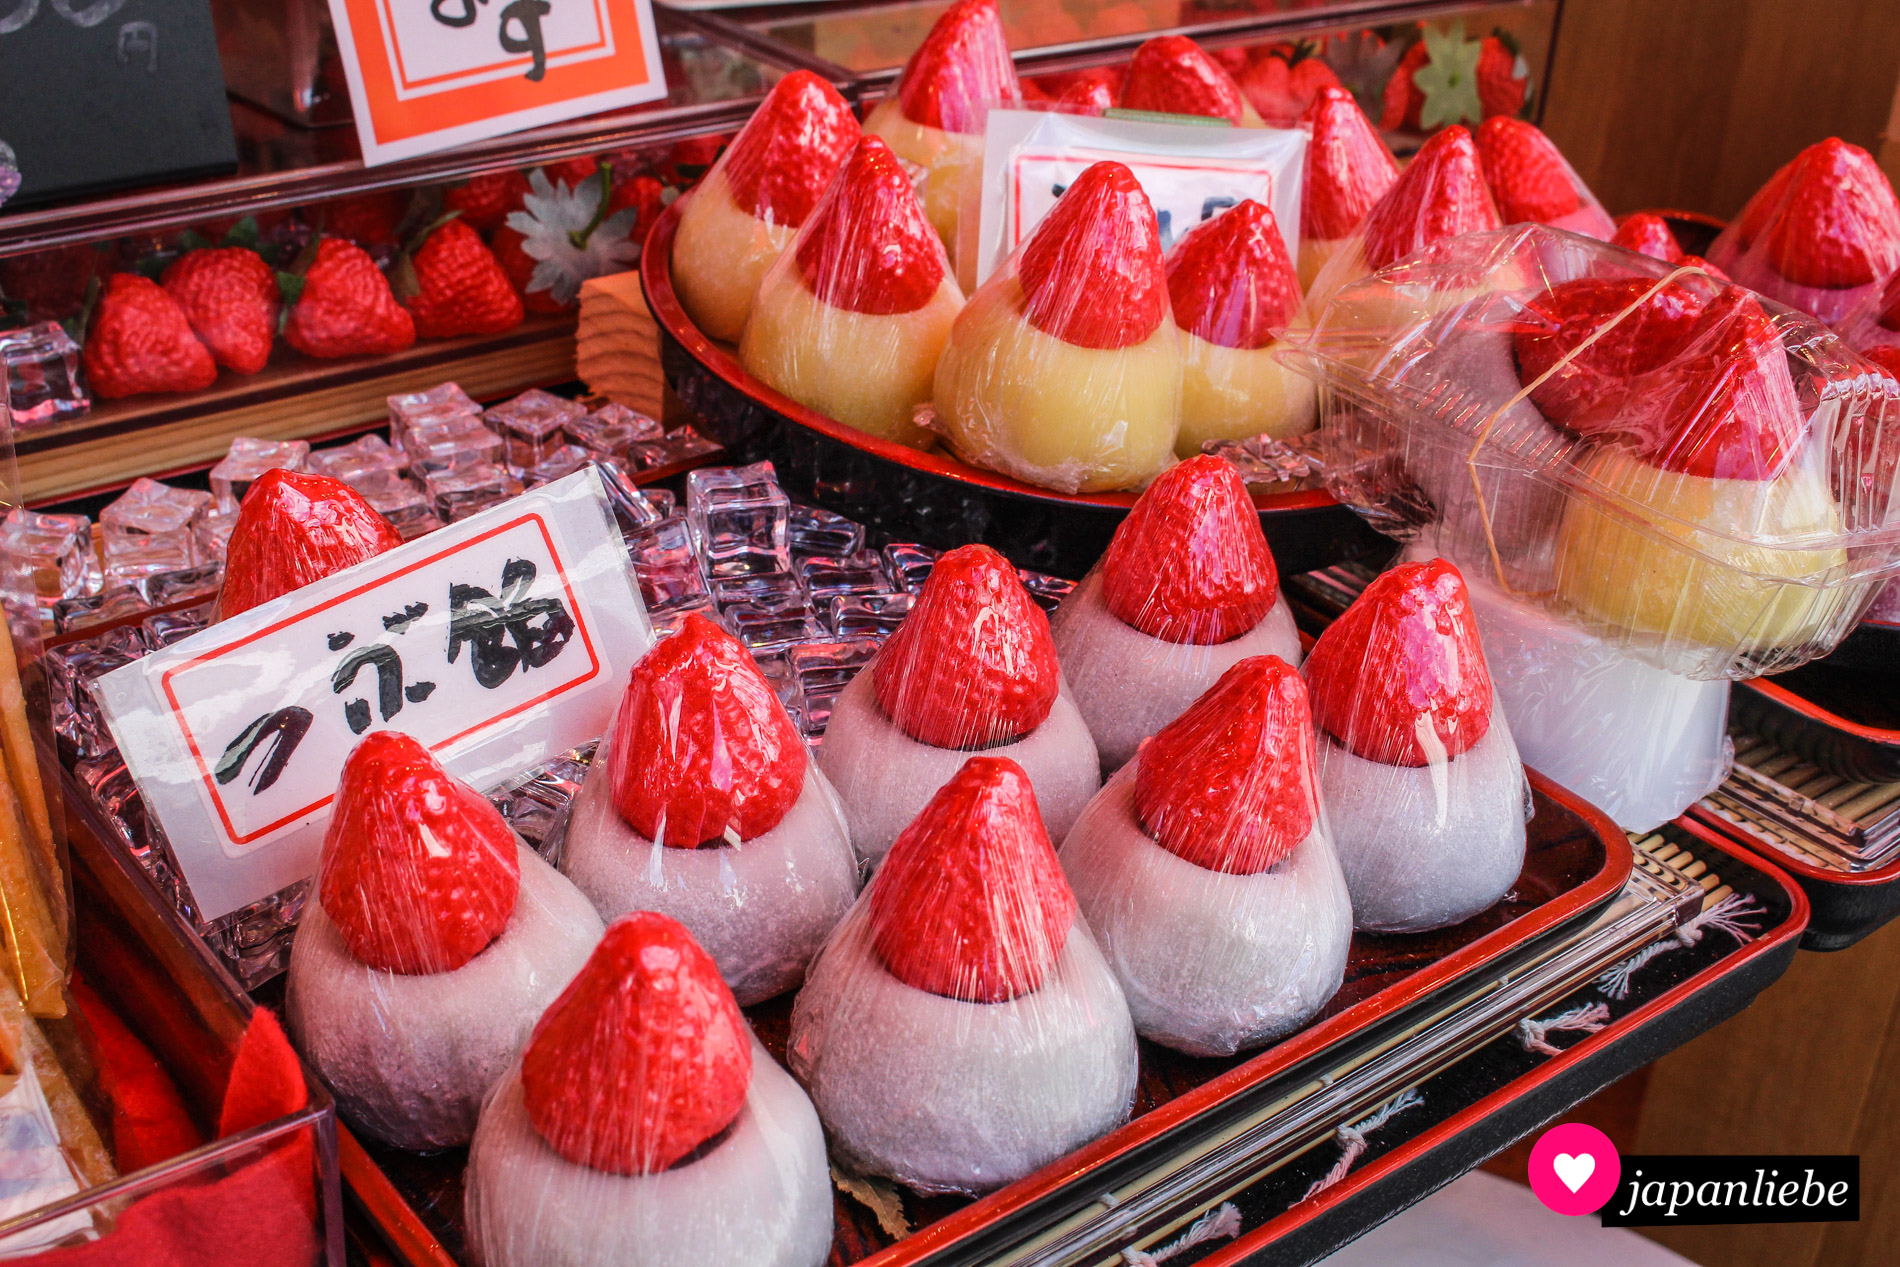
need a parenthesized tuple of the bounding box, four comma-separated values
(97, 469, 652, 921)
(325, 0, 667, 165)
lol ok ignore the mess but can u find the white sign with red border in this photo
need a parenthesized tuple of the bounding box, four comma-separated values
(96, 469, 651, 921)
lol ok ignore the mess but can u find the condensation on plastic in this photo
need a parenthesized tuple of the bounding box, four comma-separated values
(1301, 559, 1530, 933)
(671, 70, 861, 343)
(214, 469, 403, 622)
(787, 755, 1136, 1195)
(1284, 222, 1900, 681)
(739, 135, 965, 450)
(1474, 117, 1616, 243)
(818, 544, 1099, 864)
(465, 914, 832, 1267)
(862, 0, 1022, 271)
(560, 614, 861, 1006)
(286, 732, 604, 1151)
(930, 160, 1182, 494)
(1706, 137, 1900, 327)
(1050, 456, 1302, 773)
(1060, 657, 1351, 1057)
(1165, 200, 1317, 456)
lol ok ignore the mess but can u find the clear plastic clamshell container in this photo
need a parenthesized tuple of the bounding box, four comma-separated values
(1282, 223, 1900, 681)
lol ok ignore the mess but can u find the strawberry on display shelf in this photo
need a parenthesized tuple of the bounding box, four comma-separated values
(561, 613, 858, 1005)
(741, 135, 964, 448)
(442, 169, 532, 234)
(0, 242, 113, 322)
(1238, 47, 1340, 128)
(1707, 137, 1900, 324)
(819, 543, 1100, 863)
(284, 732, 603, 1151)
(464, 911, 832, 1267)
(1381, 22, 1529, 133)
(535, 156, 602, 192)
(81, 273, 218, 399)
(932, 160, 1182, 493)
(671, 71, 859, 341)
(1164, 199, 1316, 454)
(282, 237, 417, 359)
(1475, 116, 1615, 238)
(215, 469, 402, 620)
(787, 755, 1137, 1195)
(1062, 655, 1352, 1056)
(1303, 558, 1527, 932)
(1611, 212, 1685, 263)
(1052, 454, 1301, 770)
(1120, 35, 1263, 126)
(1054, 67, 1118, 115)
(159, 246, 280, 376)
(316, 190, 410, 247)
(398, 217, 525, 339)
(1298, 84, 1400, 289)
(497, 167, 645, 316)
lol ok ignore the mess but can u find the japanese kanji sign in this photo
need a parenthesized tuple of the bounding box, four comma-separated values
(97, 469, 651, 920)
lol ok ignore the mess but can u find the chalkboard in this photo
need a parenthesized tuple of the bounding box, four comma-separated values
(0, 0, 237, 209)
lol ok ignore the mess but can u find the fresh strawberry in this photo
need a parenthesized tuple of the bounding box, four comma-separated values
(490, 226, 571, 315)
(1636, 287, 1802, 481)
(1211, 46, 1249, 78)
(1476, 35, 1529, 119)
(1121, 35, 1253, 125)
(1134, 656, 1316, 873)
(795, 136, 946, 315)
(283, 238, 416, 358)
(721, 71, 861, 230)
(442, 170, 531, 234)
(158, 247, 279, 376)
(659, 135, 729, 189)
(218, 469, 402, 619)
(317, 731, 521, 974)
(1304, 558, 1493, 767)
(1679, 254, 1730, 283)
(317, 191, 408, 247)
(1302, 85, 1400, 241)
(1515, 277, 1708, 425)
(873, 544, 1060, 748)
(1056, 67, 1118, 116)
(521, 912, 750, 1175)
(869, 756, 1075, 1002)
(538, 156, 602, 192)
(1016, 161, 1167, 350)
(1101, 454, 1280, 644)
(893, 0, 1022, 135)
(1378, 40, 1429, 131)
(400, 218, 524, 338)
(1359, 125, 1501, 270)
(1166, 200, 1301, 352)
(607, 172, 666, 247)
(1240, 53, 1339, 127)
(607, 613, 805, 847)
(1289, 56, 1342, 105)
(81, 274, 218, 399)
(1756, 138, 1900, 288)
(1610, 212, 1683, 263)
(0, 242, 112, 321)
(1475, 117, 1579, 223)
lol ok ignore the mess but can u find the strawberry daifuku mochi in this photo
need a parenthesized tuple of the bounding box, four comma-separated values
(287, 733, 603, 1151)
(672, 71, 860, 342)
(561, 615, 859, 1006)
(788, 757, 1137, 1194)
(1297, 86, 1399, 291)
(1120, 36, 1264, 127)
(466, 914, 831, 1267)
(1303, 560, 1528, 932)
(1051, 456, 1300, 772)
(1474, 117, 1615, 240)
(215, 468, 403, 620)
(819, 545, 1099, 863)
(1061, 658, 1351, 1056)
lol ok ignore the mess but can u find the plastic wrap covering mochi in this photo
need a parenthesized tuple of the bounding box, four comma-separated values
(215, 468, 404, 620)
(1050, 456, 1301, 773)
(286, 733, 603, 1150)
(671, 70, 860, 342)
(739, 136, 964, 450)
(467, 913, 833, 1267)
(1305, 123, 1501, 311)
(1297, 85, 1400, 292)
(561, 615, 860, 1006)
(817, 544, 1099, 865)
(788, 756, 1137, 1195)
(1837, 272, 1900, 366)
(1061, 656, 1351, 1057)
(1287, 223, 1900, 681)
(1706, 137, 1900, 326)
(1474, 117, 1616, 243)
(1302, 560, 1530, 933)
(931, 161, 1182, 494)
(862, 0, 1022, 284)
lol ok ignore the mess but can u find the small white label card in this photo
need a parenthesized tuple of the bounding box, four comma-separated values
(974, 109, 1307, 286)
(97, 468, 651, 922)
(326, 0, 669, 165)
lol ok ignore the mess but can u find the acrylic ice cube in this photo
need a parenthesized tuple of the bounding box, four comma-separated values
(0, 323, 87, 426)
(1, 508, 94, 606)
(788, 504, 865, 559)
(210, 436, 311, 511)
(687, 462, 791, 578)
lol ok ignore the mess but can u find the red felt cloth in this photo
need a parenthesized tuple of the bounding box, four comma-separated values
(27, 1009, 320, 1266)
(70, 981, 203, 1174)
